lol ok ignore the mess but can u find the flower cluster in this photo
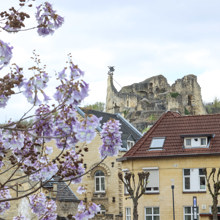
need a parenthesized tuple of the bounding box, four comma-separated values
(74, 201, 101, 220)
(0, 2, 123, 219)
(23, 72, 50, 104)
(29, 192, 57, 220)
(0, 187, 11, 214)
(33, 104, 54, 142)
(58, 149, 85, 183)
(77, 186, 86, 194)
(36, 2, 64, 36)
(74, 114, 101, 143)
(54, 63, 88, 105)
(0, 64, 23, 108)
(99, 119, 122, 159)
(13, 215, 28, 220)
(0, 40, 13, 70)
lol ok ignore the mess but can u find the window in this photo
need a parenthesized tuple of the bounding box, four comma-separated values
(145, 207, 160, 220)
(97, 205, 106, 214)
(122, 169, 130, 195)
(143, 167, 159, 193)
(184, 137, 208, 148)
(95, 170, 105, 192)
(184, 206, 199, 220)
(183, 168, 206, 192)
(209, 206, 220, 214)
(201, 137, 207, 146)
(125, 207, 131, 220)
(150, 137, 165, 150)
(185, 138, 191, 147)
(127, 140, 135, 150)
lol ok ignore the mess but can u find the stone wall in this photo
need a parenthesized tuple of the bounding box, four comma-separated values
(106, 73, 206, 131)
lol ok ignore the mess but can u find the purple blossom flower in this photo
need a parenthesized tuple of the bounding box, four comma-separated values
(77, 186, 86, 194)
(58, 68, 66, 79)
(74, 201, 100, 220)
(36, 2, 64, 37)
(23, 73, 50, 104)
(30, 162, 58, 182)
(99, 119, 122, 159)
(0, 40, 13, 69)
(59, 149, 85, 183)
(29, 192, 57, 219)
(33, 105, 54, 141)
(0, 187, 11, 214)
(70, 64, 84, 79)
(74, 115, 101, 143)
(0, 95, 9, 108)
(54, 62, 88, 105)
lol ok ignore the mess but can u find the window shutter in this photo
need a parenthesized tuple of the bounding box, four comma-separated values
(147, 169, 159, 188)
(143, 167, 159, 188)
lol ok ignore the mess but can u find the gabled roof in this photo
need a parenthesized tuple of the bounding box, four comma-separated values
(43, 179, 80, 202)
(76, 107, 142, 149)
(119, 111, 220, 161)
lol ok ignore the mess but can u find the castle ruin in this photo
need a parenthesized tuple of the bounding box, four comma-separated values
(106, 70, 206, 131)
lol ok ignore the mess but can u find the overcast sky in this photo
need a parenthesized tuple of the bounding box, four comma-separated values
(1, 0, 220, 120)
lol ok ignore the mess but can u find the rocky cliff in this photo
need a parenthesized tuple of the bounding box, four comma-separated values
(106, 72, 206, 132)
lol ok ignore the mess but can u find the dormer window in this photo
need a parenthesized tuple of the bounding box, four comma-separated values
(150, 137, 165, 150)
(127, 140, 135, 150)
(184, 137, 208, 148)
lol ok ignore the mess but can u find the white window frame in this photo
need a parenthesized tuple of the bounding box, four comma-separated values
(125, 207, 131, 220)
(97, 205, 106, 215)
(122, 169, 129, 195)
(143, 167, 159, 193)
(95, 170, 105, 193)
(185, 138, 191, 147)
(200, 137, 207, 147)
(184, 137, 208, 148)
(145, 207, 160, 220)
(183, 206, 199, 220)
(183, 168, 206, 192)
(127, 140, 135, 150)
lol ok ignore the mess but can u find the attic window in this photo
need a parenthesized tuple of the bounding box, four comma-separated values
(184, 137, 208, 148)
(127, 140, 135, 150)
(149, 137, 165, 150)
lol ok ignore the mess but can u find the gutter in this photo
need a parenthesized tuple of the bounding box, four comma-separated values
(117, 152, 220, 162)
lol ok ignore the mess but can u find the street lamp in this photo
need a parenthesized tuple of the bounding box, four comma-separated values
(171, 179, 175, 220)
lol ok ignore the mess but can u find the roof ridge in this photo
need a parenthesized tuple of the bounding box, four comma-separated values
(178, 112, 220, 118)
(81, 108, 116, 117)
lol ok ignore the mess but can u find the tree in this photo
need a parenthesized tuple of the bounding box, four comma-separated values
(83, 102, 105, 112)
(204, 168, 220, 220)
(118, 171, 150, 220)
(0, 1, 122, 219)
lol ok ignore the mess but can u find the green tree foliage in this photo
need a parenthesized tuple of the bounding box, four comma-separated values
(83, 102, 105, 112)
(205, 97, 220, 114)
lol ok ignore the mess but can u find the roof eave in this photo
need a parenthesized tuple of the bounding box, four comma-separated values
(118, 152, 220, 162)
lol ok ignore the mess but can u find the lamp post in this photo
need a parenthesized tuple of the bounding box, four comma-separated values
(171, 179, 175, 220)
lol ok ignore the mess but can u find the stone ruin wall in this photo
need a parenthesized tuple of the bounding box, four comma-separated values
(106, 73, 206, 131)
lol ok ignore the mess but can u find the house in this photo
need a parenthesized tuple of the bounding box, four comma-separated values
(118, 111, 220, 220)
(43, 177, 80, 219)
(69, 108, 142, 220)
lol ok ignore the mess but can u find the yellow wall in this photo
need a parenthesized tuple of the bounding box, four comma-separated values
(121, 155, 219, 220)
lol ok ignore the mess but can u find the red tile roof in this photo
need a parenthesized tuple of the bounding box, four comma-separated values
(120, 111, 220, 161)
